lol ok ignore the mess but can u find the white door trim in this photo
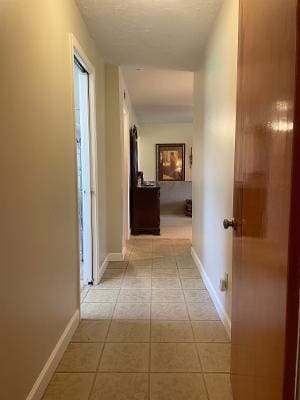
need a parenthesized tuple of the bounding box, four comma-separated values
(69, 34, 100, 292)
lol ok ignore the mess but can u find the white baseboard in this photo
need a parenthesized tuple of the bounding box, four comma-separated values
(191, 247, 231, 337)
(107, 252, 125, 261)
(98, 257, 109, 282)
(26, 310, 80, 400)
(92, 253, 122, 287)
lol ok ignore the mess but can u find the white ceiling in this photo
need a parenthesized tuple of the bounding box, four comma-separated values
(122, 66, 194, 123)
(75, 0, 223, 71)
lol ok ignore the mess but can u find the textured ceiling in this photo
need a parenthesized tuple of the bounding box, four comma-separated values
(76, 0, 223, 71)
(121, 66, 194, 123)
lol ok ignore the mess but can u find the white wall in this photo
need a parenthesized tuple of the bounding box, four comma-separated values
(139, 123, 193, 181)
(192, 0, 239, 328)
(0, 1, 107, 398)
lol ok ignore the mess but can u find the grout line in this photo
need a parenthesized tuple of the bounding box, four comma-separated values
(80, 285, 90, 303)
(70, 339, 230, 344)
(87, 342, 105, 399)
(54, 370, 230, 375)
(178, 257, 205, 381)
(202, 373, 211, 400)
(127, 239, 151, 400)
(54, 370, 230, 374)
(87, 261, 125, 399)
(186, 285, 210, 399)
(54, 371, 96, 374)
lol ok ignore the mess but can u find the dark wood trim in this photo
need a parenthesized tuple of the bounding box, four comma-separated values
(284, 2, 300, 398)
(156, 143, 186, 182)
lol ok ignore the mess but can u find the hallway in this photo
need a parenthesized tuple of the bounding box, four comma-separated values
(131, 215, 192, 241)
(43, 239, 232, 399)
(2, 0, 299, 398)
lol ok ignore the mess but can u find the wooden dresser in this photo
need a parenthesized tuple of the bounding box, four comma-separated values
(130, 125, 160, 236)
(131, 183, 160, 235)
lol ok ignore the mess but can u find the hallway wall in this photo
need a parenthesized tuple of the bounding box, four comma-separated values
(192, 0, 239, 329)
(139, 123, 193, 182)
(0, 1, 107, 399)
(105, 66, 137, 255)
(105, 65, 124, 255)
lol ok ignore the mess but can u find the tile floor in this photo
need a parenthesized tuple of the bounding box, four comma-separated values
(43, 239, 233, 400)
(138, 215, 192, 240)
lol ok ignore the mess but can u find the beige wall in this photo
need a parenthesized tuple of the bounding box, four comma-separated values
(139, 123, 193, 181)
(192, 0, 239, 323)
(105, 66, 137, 254)
(0, 1, 107, 398)
(105, 65, 123, 254)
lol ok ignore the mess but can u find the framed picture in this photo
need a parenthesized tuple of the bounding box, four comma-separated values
(156, 143, 185, 181)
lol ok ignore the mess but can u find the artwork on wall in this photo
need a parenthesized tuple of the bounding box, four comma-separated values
(156, 143, 185, 181)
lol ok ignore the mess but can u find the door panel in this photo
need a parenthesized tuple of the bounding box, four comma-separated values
(74, 61, 93, 284)
(231, 1, 297, 399)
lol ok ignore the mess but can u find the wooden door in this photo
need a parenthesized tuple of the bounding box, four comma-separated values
(231, 0, 297, 399)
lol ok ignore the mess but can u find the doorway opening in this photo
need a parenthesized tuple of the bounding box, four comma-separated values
(74, 58, 93, 287)
(121, 66, 193, 242)
(71, 35, 100, 293)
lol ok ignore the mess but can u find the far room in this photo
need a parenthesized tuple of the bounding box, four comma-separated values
(122, 66, 193, 241)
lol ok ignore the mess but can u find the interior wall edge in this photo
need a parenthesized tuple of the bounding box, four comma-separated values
(104, 64, 124, 254)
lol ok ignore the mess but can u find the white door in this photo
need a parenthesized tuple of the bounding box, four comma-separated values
(74, 59, 93, 285)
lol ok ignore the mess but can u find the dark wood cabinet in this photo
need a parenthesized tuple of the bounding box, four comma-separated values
(131, 184, 160, 235)
(130, 125, 160, 236)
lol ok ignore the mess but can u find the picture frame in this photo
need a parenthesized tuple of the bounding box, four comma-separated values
(156, 143, 185, 181)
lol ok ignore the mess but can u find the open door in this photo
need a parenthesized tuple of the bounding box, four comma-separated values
(229, 0, 298, 399)
(74, 58, 93, 285)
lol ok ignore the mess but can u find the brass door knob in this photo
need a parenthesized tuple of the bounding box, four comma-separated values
(223, 219, 237, 230)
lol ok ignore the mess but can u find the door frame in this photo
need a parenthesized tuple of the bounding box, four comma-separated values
(69, 34, 100, 289)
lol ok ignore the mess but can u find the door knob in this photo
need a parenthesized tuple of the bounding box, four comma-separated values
(223, 219, 237, 230)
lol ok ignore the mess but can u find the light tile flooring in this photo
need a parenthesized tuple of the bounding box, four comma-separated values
(43, 239, 233, 400)
(139, 215, 192, 240)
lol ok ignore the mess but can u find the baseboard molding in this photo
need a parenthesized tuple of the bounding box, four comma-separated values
(93, 252, 123, 286)
(191, 247, 231, 337)
(98, 257, 109, 282)
(107, 252, 125, 261)
(26, 310, 80, 400)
